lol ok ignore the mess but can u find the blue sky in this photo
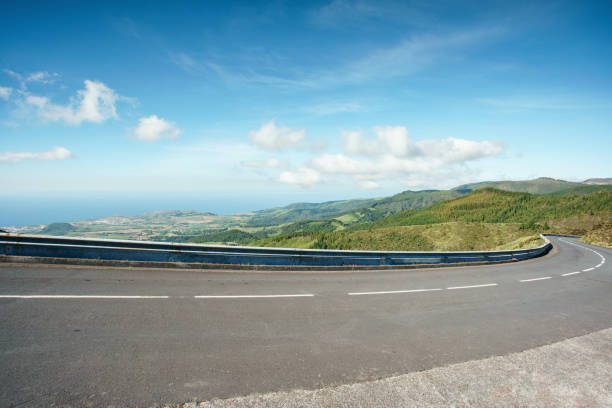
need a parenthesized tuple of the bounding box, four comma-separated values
(1, 0, 611, 223)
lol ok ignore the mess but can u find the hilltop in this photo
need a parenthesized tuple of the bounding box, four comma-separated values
(584, 178, 612, 185)
(453, 177, 583, 194)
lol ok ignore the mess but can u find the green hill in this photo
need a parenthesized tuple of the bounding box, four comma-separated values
(255, 222, 544, 252)
(453, 177, 582, 194)
(40, 222, 76, 235)
(244, 198, 378, 227)
(368, 188, 611, 228)
(254, 189, 612, 250)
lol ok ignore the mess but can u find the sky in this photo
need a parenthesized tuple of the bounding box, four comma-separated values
(1, 0, 611, 225)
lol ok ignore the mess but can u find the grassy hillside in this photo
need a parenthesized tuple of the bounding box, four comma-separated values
(367, 188, 612, 229)
(245, 198, 378, 227)
(550, 185, 612, 196)
(255, 222, 544, 251)
(254, 189, 612, 250)
(245, 189, 464, 228)
(335, 189, 464, 224)
(454, 177, 583, 194)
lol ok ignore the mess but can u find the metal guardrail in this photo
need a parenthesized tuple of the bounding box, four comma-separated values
(0, 232, 552, 267)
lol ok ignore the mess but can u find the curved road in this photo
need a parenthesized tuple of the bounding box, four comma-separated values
(0, 236, 611, 407)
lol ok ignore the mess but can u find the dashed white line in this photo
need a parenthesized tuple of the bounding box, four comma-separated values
(194, 294, 315, 299)
(520, 276, 552, 282)
(348, 288, 442, 296)
(561, 271, 581, 277)
(446, 283, 498, 290)
(0, 295, 169, 299)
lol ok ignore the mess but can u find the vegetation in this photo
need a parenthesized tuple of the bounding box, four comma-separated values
(253, 188, 612, 250)
(245, 198, 378, 227)
(255, 222, 544, 251)
(453, 177, 583, 194)
(40, 222, 76, 235)
(550, 185, 612, 196)
(365, 188, 612, 229)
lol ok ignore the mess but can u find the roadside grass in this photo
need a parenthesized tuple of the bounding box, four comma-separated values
(254, 222, 544, 251)
(582, 224, 612, 248)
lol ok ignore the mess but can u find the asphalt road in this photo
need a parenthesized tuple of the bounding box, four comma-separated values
(0, 236, 611, 407)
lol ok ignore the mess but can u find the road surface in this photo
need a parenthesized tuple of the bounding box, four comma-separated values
(0, 236, 610, 407)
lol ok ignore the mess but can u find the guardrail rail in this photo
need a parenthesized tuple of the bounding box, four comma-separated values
(0, 232, 553, 268)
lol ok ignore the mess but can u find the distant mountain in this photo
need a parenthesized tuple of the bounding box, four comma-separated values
(245, 198, 378, 227)
(584, 178, 612, 185)
(453, 177, 583, 194)
(551, 185, 612, 196)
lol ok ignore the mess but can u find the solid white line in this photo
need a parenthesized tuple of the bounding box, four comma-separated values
(519, 276, 552, 282)
(194, 294, 315, 299)
(348, 288, 442, 296)
(446, 283, 498, 290)
(0, 295, 169, 299)
(582, 268, 595, 272)
(561, 271, 581, 277)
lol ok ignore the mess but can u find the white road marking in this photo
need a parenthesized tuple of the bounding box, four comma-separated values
(0, 295, 169, 299)
(194, 294, 315, 299)
(561, 271, 581, 277)
(348, 288, 442, 296)
(520, 276, 552, 282)
(446, 283, 498, 290)
(582, 268, 595, 272)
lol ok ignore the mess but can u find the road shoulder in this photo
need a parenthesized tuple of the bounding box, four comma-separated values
(174, 327, 612, 408)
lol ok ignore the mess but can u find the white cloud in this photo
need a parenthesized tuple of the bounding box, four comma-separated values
(307, 127, 503, 188)
(249, 120, 305, 150)
(133, 115, 182, 142)
(344, 126, 419, 157)
(0, 86, 12, 100)
(241, 158, 287, 169)
(0, 146, 73, 164)
(342, 130, 382, 156)
(241, 123, 503, 190)
(26, 71, 59, 84)
(359, 180, 380, 189)
(278, 167, 322, 187)
(24, 80, 119, 125)
(312, 136, 502, 178)
(5, 70, 59, 89)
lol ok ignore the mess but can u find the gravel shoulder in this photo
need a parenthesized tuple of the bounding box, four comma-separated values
(174, 327, 612, 408)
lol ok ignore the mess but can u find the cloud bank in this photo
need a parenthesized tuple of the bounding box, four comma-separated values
(245, 124, 503, 189)
(0, 147, 73, 163)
